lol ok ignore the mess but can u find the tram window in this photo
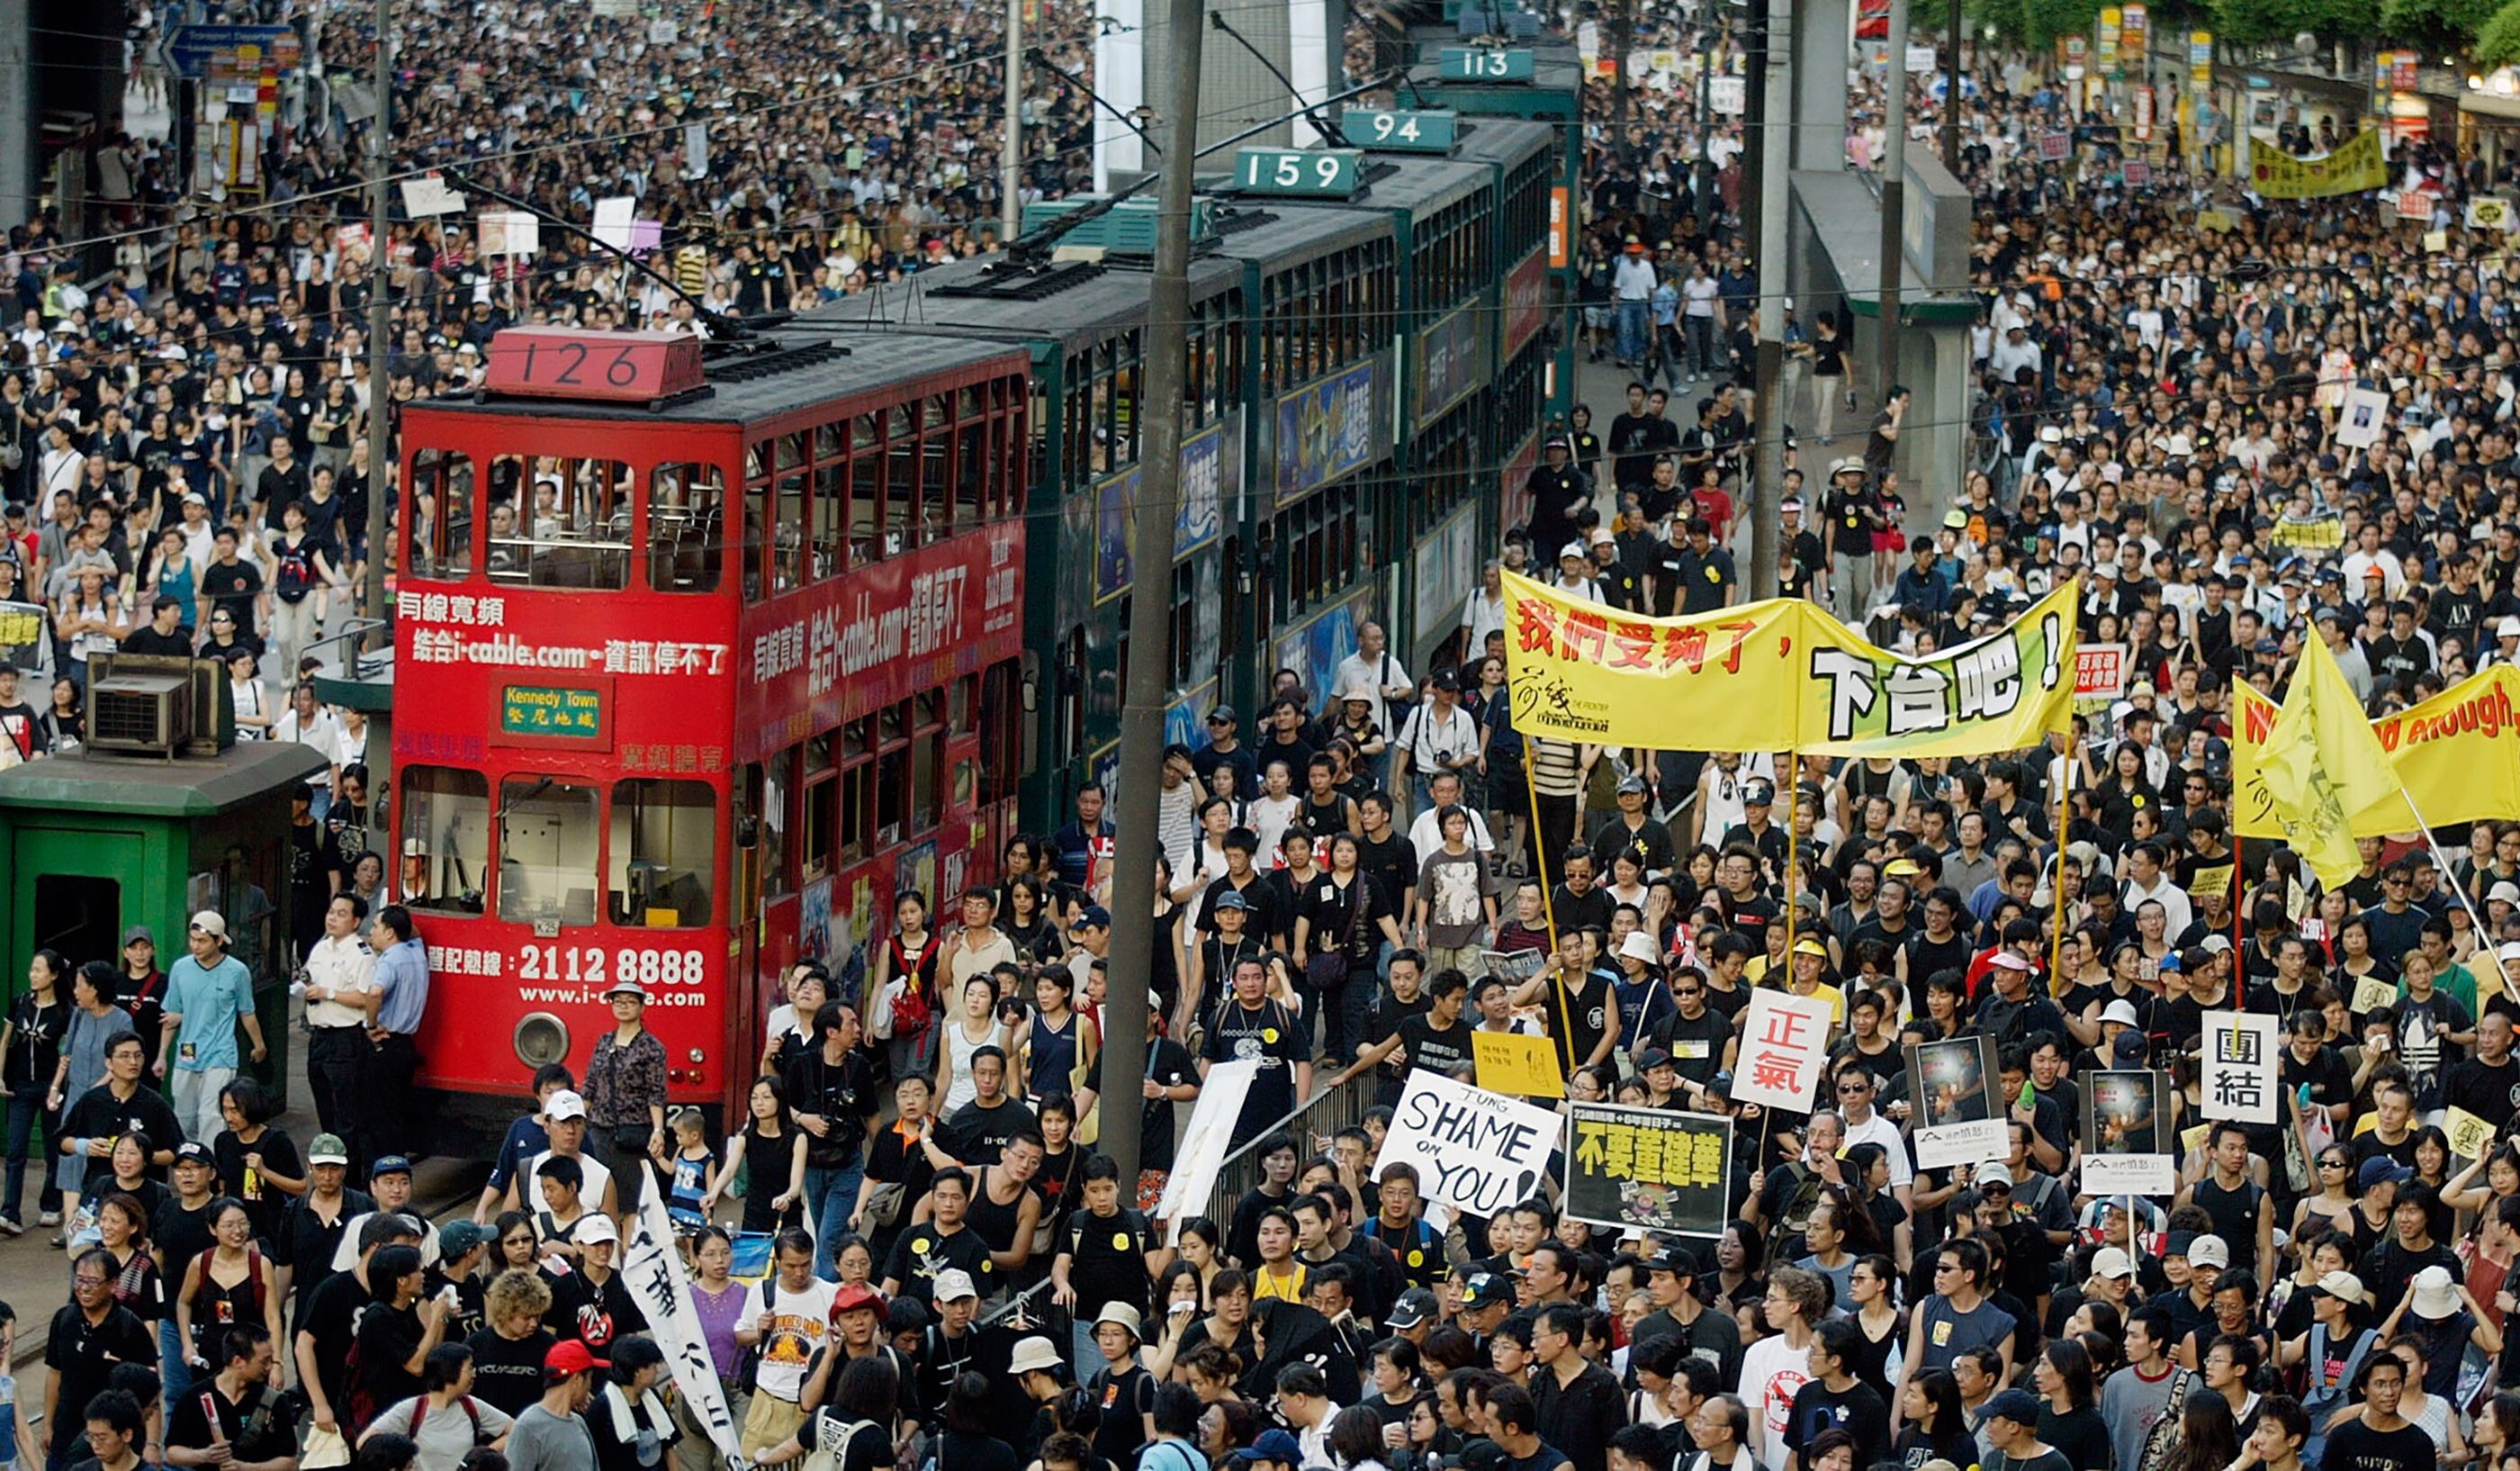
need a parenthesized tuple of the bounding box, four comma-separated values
(497, 457, 632, 590)
(886, 405, 917, 551)
(801, 774, 834, 883)
(609, 778, 716, 928)
(647, 463, 725, 593)
(842, 717, 871, 760)
(803, 732, 832, 775)
(497, 775, 600, 927)
(761, 748, 793, 897)
(1089, 348, 1113, 476)
(911, 727, 940, 834)
(408, 449, 473, 582)
(811, 464, 845, 580)
(399, 766, 490, 915)
(772, 474, 805, 593)
(876, 745, 907, 844)
(921, 394, 950, 531)
(850, 449, 881, 564)
(840, 761, 876, 864)
(744, 478, 770, 601)
(955, 416, 985, 528)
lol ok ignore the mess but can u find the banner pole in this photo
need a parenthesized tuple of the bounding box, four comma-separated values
(2051, 729, 2073, 991)
(1785, 756, 1799, 968)
(2232, 829, 2246, 1009)
(1527, 742, 1562, 943)
(2393, 783, 2498, 979)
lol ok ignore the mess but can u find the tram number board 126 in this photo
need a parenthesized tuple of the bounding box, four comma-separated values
(1236, 148, 1363, 198)
(1341, 108, 1457, 153)
(482, 327, 705, 402)
(1438, 47, 1534, 80)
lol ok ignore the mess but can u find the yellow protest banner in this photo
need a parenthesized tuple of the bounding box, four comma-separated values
(2236, 666, 2520, 838)
(1500, 573, 2079, 759)
(2447, 1106, 2498, 1160)
(1474, 1032, 1566, 1098)
(2180, 1123, 2210, 1156)
(2352, 974, 2398, 1016)
(2247, 131, 2389, 198)
(2270, 516, 2344, 551)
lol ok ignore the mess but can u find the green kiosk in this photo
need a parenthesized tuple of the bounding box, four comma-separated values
(0, 653, 328, 1103)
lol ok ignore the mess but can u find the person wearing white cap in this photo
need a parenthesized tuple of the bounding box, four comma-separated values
(1549, 541, 1603, 603)
(518, 1090, 619, 1220)
(159, 908, 267, 1146)
(2380, 1264, 2502, 1396)
(2282, 1268, 2374, 1463)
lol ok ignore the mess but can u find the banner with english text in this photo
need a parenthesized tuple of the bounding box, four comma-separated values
(1499, 572, 2077, 758)
(2231, 665, 2519, 838)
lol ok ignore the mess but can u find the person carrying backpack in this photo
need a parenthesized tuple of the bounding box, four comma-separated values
(362, 1342, 517, 1471)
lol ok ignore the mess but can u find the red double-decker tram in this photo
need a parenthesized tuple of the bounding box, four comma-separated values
(391, 327, 1029, 1133)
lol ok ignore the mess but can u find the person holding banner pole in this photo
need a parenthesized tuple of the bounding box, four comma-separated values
(2050, 732, 2073, 989)
(1783, 775, 1797, 968)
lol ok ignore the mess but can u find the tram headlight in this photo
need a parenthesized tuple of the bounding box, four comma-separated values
(515, 1012, 571, 1069)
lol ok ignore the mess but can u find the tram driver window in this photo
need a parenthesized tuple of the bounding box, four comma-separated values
(407, 449, 473, 581)
(399, 767, 490, 915)
(496, 775, 601, 926)
(647, 463, 727, 592)
(609, 779, 716, 927)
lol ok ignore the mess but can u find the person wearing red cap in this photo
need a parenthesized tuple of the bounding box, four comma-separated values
(506, 1341, 604, 1471)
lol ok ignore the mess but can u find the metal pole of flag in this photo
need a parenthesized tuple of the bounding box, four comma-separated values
(2051, 729, 2073, 988)
(1526, 748, 1562, 943)
(2390, 784, 2498, 975)
(1784, 764, 1798, 965)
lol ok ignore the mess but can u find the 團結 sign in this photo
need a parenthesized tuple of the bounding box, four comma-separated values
(1565, 1104, 1731, 1237)
(1377, 1069, 1564, 1215)
(1732, 989, 1834, 1113)
(2200, 1012, 2280, 1126)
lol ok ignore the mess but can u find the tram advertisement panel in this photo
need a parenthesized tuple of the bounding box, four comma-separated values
(736, 520, 1025, 763)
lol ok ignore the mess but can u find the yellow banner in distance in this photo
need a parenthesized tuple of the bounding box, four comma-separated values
(2247, 131, 2389, 198)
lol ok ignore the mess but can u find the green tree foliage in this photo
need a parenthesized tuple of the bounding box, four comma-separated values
(1964, 0, 2094, 50)
(2208, 0, 2375, 44)
(2381, 0, 2501, 55)
(2478, 0, 2520, 63)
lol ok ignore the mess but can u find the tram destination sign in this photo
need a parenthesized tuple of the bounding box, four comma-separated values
(1437, 47, 1535, 81)
(1341, 108, 1458, 154)
(500, 681, 608, 745)
(1235, 148, 1363, 198)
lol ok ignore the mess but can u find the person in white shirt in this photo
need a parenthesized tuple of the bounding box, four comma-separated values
(1550, 544, 1603, 603)
(271, 683, 343, 819)
(299, 891, 377, 1166)
(1406, 770, 1496, 856)
(1393, 673, 1482, 823)
(1329, 621, 1411, 743)
(1460, 562, 1507, 653)
(1273, 1364, 1342, 1469)
(1155, 746, 1201, 881)
(1738, 1266, 1827, 1470)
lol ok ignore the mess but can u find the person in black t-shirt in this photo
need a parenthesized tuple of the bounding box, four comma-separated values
(463, 1269, 558, 1418)
(1199, 962, 1311, 1151)
(351, 1244, 446, 1430)
(2321, 1357, 2438, 1471)
(50, 1256, 157, 1469)
(881, 1168, 999, 1313)
(1081, 1035, 1198, 1205)
(1052, 1157, 1162, 1369)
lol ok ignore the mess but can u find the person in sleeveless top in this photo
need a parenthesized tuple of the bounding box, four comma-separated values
(870, 893, 942, 1081)
(1023, 972, 1089, 1102)
(176, 1197, 282, 1371)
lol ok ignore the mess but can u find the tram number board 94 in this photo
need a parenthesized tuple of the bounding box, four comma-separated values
(482, 327, 705, 402)
(1341, 108, 1457, 153)
(1236, 148, 1363, 198)
(1438, 47, 1534, 80)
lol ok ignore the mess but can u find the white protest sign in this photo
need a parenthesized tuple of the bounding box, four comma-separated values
(1906, 43, 1938, 71)
(593, 195, 638, 252)
(2336, 385, 2388, 448)
(1155, 1059, 1256, 1241)
(2083, 1152, 2175, 1196)
(625, 1177, 743, 1466)
(1707, 77, 1745, 114)
(478, 210, 540, 257)
(1732, 989, 1835, 1113)
(648, 17, 679, 42)
(1378, 1069, 1563, 1216)
(2201, 1012, 2280, 1125)
(686, 122, 711, 179)
(400, 174, 465, 218)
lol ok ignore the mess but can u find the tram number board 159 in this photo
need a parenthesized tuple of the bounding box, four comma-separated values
(1236, 148, 1363, 198)
(1341, 108, 1457, 153)
(1438, 47, 1534, 81)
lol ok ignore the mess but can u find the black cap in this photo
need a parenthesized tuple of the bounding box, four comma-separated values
(173, 1142, 215, 1165)
(1647, 1243, 1699, 1276)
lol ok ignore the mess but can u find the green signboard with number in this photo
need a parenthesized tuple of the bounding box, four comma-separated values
(1438, 47, 1534, 80)
(1235, 148, 1363, 198)
(501, 683, 604, 738)
(1341, 108, 1459, 153)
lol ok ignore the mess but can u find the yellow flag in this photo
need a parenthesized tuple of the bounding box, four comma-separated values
(2258, 636, 2406, 887)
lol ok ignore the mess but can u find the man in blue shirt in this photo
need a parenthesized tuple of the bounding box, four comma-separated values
(364, 905, 431, 1164)
(157, 910, 266, 1146)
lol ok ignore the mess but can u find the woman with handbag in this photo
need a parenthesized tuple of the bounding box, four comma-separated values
(868, 894, 943, 1082)
(583, 979, 670, 1204)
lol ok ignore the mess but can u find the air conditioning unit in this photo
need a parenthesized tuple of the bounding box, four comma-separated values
(86, 670, 194, 757)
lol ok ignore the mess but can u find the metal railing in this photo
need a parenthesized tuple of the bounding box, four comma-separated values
(1198, 1070, 1381, 1223)
(306, 616, 393, 679)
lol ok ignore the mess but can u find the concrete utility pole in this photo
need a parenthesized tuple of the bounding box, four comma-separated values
(362, 0, 392, 627)
(1095, 0, 1204, 1184)
(1003, 0, 1023, 244)
(1875, 0, 1906, 404)
(1746, 0, 1789, 597)
(1941, 0, 1962, 176)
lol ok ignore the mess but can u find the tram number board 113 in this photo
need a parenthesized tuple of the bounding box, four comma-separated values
(1341, 108, 1458, 153)
(501, 682, 604, 739)
(1438, 47, 1534, 80)
(482, 327, 706, 402)
(1236, 148, 1363, 198)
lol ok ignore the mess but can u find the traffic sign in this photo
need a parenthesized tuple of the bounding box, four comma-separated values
(1340, 108, 1458, 153)
(1438, 47, 1535, 81)
(164, 23, 301, 80)
(1233, 148, 1363, 198)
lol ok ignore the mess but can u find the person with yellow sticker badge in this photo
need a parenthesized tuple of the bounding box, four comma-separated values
(1049, 1155, 1165, 1371)
(1198, 959, 1311, 1153)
